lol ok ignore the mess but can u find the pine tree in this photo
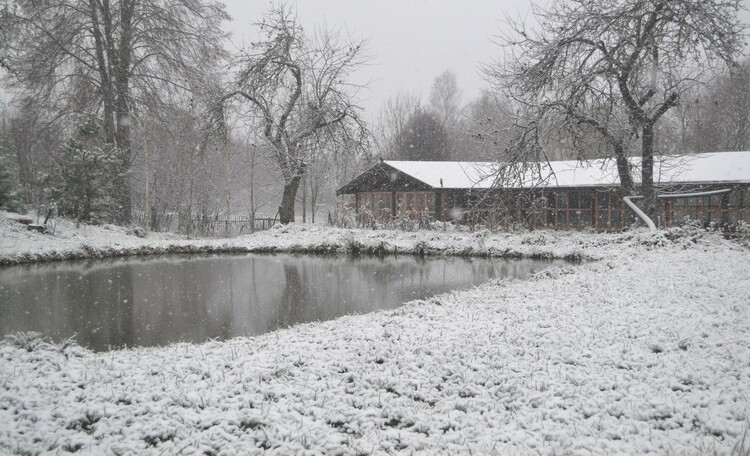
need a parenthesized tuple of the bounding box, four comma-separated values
(48, 121, 118, 223)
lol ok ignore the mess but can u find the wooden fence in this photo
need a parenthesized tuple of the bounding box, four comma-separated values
(132, 211, 278, 237)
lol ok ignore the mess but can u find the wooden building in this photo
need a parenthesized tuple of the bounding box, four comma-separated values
(336, 151, 750, 232)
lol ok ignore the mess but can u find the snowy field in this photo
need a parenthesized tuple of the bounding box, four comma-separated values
(1, 211, 749, 455)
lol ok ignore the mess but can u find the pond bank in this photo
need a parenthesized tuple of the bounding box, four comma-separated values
(3, 210, 634, 265)
(1, 211, 749, 454)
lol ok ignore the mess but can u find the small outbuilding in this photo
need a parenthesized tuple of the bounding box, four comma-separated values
(336, 151, 750, 232)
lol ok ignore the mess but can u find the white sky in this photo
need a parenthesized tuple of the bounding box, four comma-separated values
(222, 0, 534, 117)
(1, 0, 748, 118)
(1, 0, 526, 117)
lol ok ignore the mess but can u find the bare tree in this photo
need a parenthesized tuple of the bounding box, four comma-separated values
(454, 89, 515, 161)
(1, 0, 228, 223)
(373, 91, 421, 158)
(220, 4, 369, 224)
(239, 140, 276, 221)
(684, 59, 750, 153)
(429, 70, 462, 126)
(427, 70, 463, 159)
(489, 0, 745, 215)
(0, 98, 63, 205)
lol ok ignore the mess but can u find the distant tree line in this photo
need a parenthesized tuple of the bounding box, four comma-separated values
(375, 57, 750, 168)
(0, 0, 747, 227)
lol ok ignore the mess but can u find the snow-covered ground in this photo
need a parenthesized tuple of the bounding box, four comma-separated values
(1, 211, 749, 455)
(1, 210, 610, 264)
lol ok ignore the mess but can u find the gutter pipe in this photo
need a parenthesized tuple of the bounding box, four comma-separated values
(623, 196, 657, 232)
(623, 188, 733, 233)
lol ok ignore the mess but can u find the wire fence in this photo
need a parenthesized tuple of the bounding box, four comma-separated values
(132, 211, 278, 237)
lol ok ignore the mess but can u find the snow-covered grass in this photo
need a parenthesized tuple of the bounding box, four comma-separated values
(1, 211, 749, 454)
(2, 210, 616, 264)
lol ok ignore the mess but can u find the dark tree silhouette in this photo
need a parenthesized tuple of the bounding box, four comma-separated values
(393, 109, 451, 161)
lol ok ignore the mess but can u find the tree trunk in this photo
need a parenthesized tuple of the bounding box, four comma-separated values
(302, 174, 306, 223)
(112, 135, 132, 225)
(613, 142, 635, 195)
(88, 0, 116, 145)
(279, 174, 302, 224)
(225, 151, 232, 237)
(310, 177, 317, 224)
(112, 0, 135, 225)
(641, 123, 656, 217)
(249, 146, 256, 233)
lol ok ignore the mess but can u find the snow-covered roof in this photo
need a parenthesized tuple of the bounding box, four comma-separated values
(383, 161, 499, 189)
(383, 151, 750, 189)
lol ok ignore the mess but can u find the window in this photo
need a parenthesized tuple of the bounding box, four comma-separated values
(597, 192, 609, 209)
(568, 191, 579, 208)
(395, 192, 435, 220)
(581, 191, 593, 209)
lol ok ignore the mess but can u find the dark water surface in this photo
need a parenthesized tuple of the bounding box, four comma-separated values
(0, 253, 562, 351)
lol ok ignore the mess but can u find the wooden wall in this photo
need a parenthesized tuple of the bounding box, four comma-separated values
(353, 184, 750, 232)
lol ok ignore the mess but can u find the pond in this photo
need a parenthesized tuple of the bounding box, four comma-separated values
(0, 253, 563, 351)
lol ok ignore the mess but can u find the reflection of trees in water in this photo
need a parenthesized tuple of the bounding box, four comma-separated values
(0, 264, 138, 350)
(274, 264, 303, 330)
(349, 255, 420, 284)
(149, 260, 233, 346)
(223, 255, 561, 337)
(105, 266, 135, 348)
(1, 254, 563, 351)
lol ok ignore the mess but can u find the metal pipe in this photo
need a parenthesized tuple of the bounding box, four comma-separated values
(623, 196, 657, 232)
(623, 188, 732, 232)
(656, 188, 732, 199)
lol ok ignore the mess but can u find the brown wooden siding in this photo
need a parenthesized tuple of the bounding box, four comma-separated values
(353, 185, 750, 232)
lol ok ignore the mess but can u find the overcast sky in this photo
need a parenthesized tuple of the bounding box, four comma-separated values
(222, 0, 534, 117)
(1, 0, 526, 116)
(1, 0, 747, 117)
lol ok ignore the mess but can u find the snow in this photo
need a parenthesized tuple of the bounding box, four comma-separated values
(0, 210, 593, 265)
(381, 151, 750, 190)
(385, 160, 500, 189)
(545, 151, 750, 188)
(1, 211, 749, 455)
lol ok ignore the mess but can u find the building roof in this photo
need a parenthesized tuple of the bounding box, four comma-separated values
(384, 161, 499, 189)
(538, 151, 750, 188)
(337, 151, 750, 194)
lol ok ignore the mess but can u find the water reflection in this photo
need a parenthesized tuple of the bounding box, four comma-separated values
(0, 253, 561, 351)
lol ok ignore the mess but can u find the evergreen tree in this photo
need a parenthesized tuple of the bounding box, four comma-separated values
(393, 109, 452, 161)
(48, 121, 118, 223)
